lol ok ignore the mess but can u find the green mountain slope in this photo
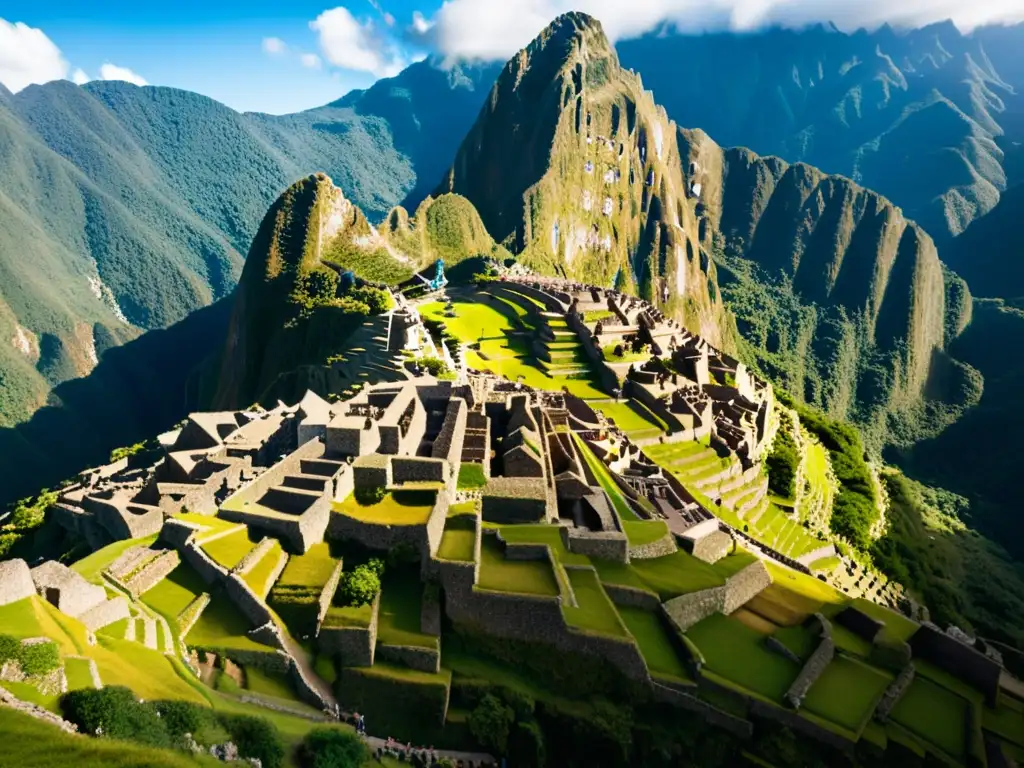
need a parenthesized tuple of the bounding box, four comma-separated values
(943, 183, 1024, 301)
(617, 21, 1024, 244)
(438, 12, 732, 346)
(681, 127, 981, 446)
(0, 66, 496, 428)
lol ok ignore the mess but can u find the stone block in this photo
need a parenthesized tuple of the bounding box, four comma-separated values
(0, 560, 35, 606)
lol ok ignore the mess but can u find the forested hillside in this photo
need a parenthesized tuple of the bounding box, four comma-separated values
(618, 21, 1024, 245)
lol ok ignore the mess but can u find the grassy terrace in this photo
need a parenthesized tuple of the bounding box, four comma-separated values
(890, 676, 970, 759)
(202, 527, 257, 570)
(71, 534, 158, 583)
(333, 489, 436, 525)
(419, 292, 607, 399)
(456, 462, 487, 489)
(438, 515, 476, 562)
(619, 605, 692, 683)
(242, 539, 285, 596)
(592, 399, 667, 439)
(477, 534, 560, 596)
(561, 568, 629, 637)
(377, 570, 437, 648)
(802, 655, 892, 734)
(172, 512, 243, 540)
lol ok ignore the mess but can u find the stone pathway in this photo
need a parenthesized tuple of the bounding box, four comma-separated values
(363, 734, 495, 765)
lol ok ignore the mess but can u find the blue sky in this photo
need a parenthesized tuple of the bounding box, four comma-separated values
(2, 0, 1022, 115)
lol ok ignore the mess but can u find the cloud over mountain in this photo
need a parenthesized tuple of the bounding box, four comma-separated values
(0, 17, 68, 92)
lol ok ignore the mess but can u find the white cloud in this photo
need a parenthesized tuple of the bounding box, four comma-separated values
(310, 6, 407, 77)
(411, 10, 435, 35)
(99, 63, 147, 86)
(262, 36, 287, 55)
(429, 0, 1024, 61)
(301, 52, 322, 69)
(384, 12, 396, 26)
(0, 18, 68, 92)
(71, 68, 89, 85)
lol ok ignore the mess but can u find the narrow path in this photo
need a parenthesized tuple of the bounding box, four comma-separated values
(362, 734, 495, 765)
(279, 631, 338, 710)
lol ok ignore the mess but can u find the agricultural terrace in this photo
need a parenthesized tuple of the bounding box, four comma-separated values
(377, 569, 438, 649)
(269, 542, 340, 637)
(333, 490, 436, 525)
(418, 290, 607, 399)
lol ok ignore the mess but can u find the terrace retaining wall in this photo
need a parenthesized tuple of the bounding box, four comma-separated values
(182, 540, 229, 585)
(125, 550, 181, 598)
(875, 663, 915, 722)
(232, 538, 277, 576)
(662, 560, 771, 632)
(79, 597, 131, 631)
(651, 682, 752, 739)
(177, 593, 211, 638)
(315, 561, 345, 633)
(561, 528, 629, 563)
(603, 583, 661, 610)
(224, 573, 274, 628)
(376, 643, 441, 674)
(628, 533, 678, 560)
(421, 583, 442, 636)
(318, 594, 380, 667)
(910, 623, 1001, 706)
(748, 699, 853, 752)
(785, 614, 834, 709)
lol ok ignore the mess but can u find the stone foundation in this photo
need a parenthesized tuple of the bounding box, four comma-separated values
(376, 643, 441, 674)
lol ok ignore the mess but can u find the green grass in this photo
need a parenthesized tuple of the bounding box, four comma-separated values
(572, 433, 639, 523)
(497, 524, 589, 566)
(276, 542, 338, 588)
(0, 706, 225, 768)
(71, 535, 159, 583)
(64, 656, 97, 691)
(456, 462, 487, 489)
(2, 679, 61, 711)
(142, 563, 208, 626)
(322, 601, 374, 629)
(172, 513, 242, 540)
(438, 517, 476, 562)
(619, 606, 692, 683)
(601, 343, 650, 363)
(621, 519, 670, 547)
(801, 655, 892, 733)
(477, 535, 560, 596)
(333, 490, 436, 525)
(99, 617, 131, 640)
(183, 592, 268, 654)
(245, 666, 298, 701)
(377, 570, 437, 648)
(890, 676, 969, 758)
(242, 540, 285, 596)
(984, 694, 1024, 748)
(850, 598, 919, 642)
(629, 549, 726, 600)
(686, 613, 799, 702)
(201, 528, 257, 570)
(421, 293, 607, 399)
(831, 624, 874, 657)
(561, 568, 629, 638)
(771, 624, 818, 661)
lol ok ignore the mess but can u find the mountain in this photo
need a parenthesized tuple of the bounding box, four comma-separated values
(943, 182, 1024, 301)
(438, 12, 732, 346)
(617, 21, 1024, 245)
(681, 128, 981, 445)
(0, 65, 496, 428)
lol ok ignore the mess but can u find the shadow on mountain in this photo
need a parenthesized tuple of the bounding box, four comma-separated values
(0, 299, 231, 507)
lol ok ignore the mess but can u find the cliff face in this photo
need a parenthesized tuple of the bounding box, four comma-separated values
(438, 12, 730, 347)
(943, 183, 1024, 301)
(680, 129, 980, 444)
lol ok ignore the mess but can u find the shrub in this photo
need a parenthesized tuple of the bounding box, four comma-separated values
(62, 686, 170, 748)
(348, 286, 391, 315)
(337, 565, 381, 608)
(418, 357, 451, 377)
(219, 713, 286, 768)
(508, 720, 545, 768)
(298, 727, 369, 768)
(468, 694, 514, 754)
(152, 700, 212, 737)
(0, 635, 20, 664)
(354, 486, 386, 506)
(19, 640, 60, 677)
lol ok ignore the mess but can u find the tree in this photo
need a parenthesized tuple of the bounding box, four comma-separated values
(338, 565, 381, 607)
(298, 727, 369, 768)
(507, 720, 545, 768)
(468, 694, 514, 755)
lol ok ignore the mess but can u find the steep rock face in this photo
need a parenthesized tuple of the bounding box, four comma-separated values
(943, 183, 1024, 301)
(617, 21, 1024, 243)
(438, 12, 730, 347)
(679, 128, 980, 444)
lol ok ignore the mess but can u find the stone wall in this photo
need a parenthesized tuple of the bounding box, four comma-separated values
(834, 606, 884, 643)
(662, 560, 771, 632)
(318, 594, 379, 667)
(287, 656, 333, 712)
(910, 623, 1001, 706)
(232, 537, 277, 576)
(181, 540, 229, 585)
(213, 648, 291, 675)
(689, 530, 734, 564)
(560, 527, 629, 563)
(0, 685, 78, 733)
(875, 663, 915, 722)
(651, 682, 753, 739)
(79, 597, 131, 631)
(423, 491, 449, 563)
(420, 583, 441, 636)
(376, 643, 441, 674)
(125, 550, 181, 598)
(764, 636, 802, 664)
(0, 559, 36, 606)
(603, 583, 661, 610)
(30, 561, 107, 618)
(748, 699, 853, 752)
(795, 543, 838, 568)
(160, 519, 200, 548)
(224, 573, 273, 629)
(392, 457, 448, 485)
(628, 533, 678, 560)
(431, 399, 467, 467)
(785, 614, 834, 709)
(177, 593, 211, 638)
(315, 561, 345, 633)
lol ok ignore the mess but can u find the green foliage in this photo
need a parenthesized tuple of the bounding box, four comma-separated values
(468, 694, 515, 754)
(322, 239, 413, 285)
(418, 356, 451, 377)
(0, 635, 19, 664)
(109, 442, 146, 463)
(152, 700, 214, 738)
(19, 640, 60, 677)
(507, 720, 545, 768)
(62, 687, 170, 748)
(354, 486, 386, 506)
(347, 286, 391, 315)
(337, 564, 382, 608)
(765, 415, 798, 499)
(298, 727, 369, 768)
(456, 463, 487, 490)
(218, 714, 286, 768)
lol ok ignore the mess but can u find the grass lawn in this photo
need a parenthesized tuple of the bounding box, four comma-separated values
(243, 540, 285, 596)
(98, 617, 130, 640)
(245, 667, 298, 701)
(890, 676, 969, 759)
(686, 613, 800, 702)
(619, 606, 692, 683)
(201, 528, 257, 570)
(621, 519, 670, 547)
(477, 535, 560, 596)
(143, 562, 208, 625)
(448, 501, 477, 518)
(333, 490, 436, 525)
(850, 598, 919, 643)
(172, 512, 242, 540)
(71, 535, 159, 583)
(322, 601, 374, 629)
(630, 549, 726, 600)
(438, 517, 476, 562)
(984, 694, 1024, 748)
(377, 570, 437, 648)
(186, 591, 268, 653)
(456, 462, 487, 489)
(712, 551, 758, 578)
(802, 655, 892, 733)
(64, 656, 97, 691)
(593, 399, 667, 438)
(561, 568, 629, 638)
(832, 624, 874, 657)
(498, 524, 589, 566)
